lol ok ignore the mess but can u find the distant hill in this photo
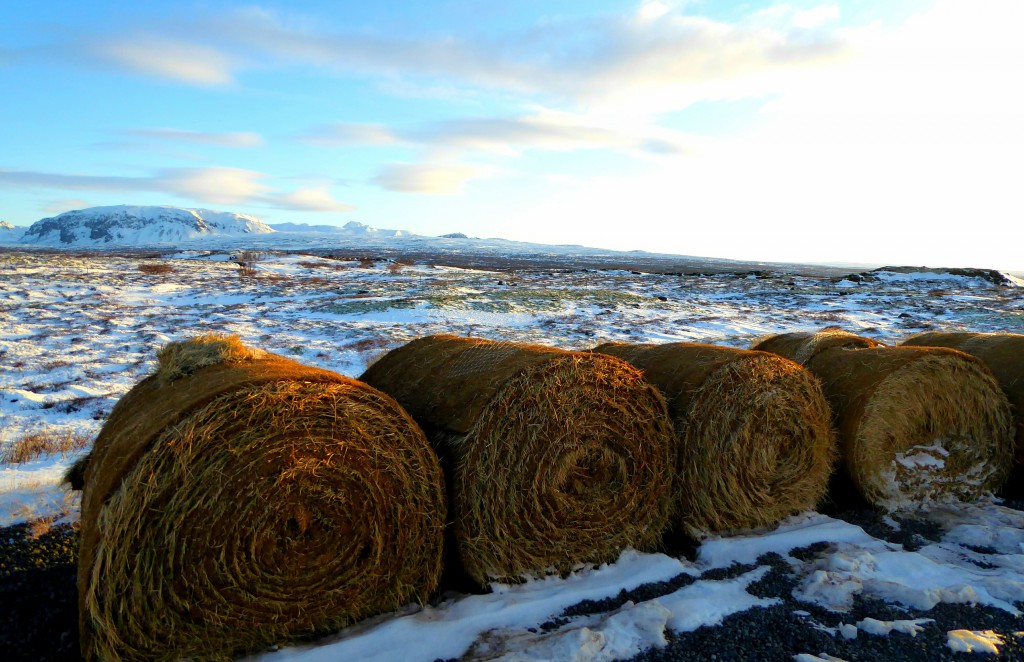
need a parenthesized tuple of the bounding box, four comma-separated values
(20, 205, 274, 246)
(269, 221, 411, 238)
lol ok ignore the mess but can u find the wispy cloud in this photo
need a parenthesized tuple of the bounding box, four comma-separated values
(303, 111, 699, 157)
(87, 36, 238, 86)
(0, 167, 352, 212)
(372, 162, 490, 194)
(35, 4, 847, 112)
(123, 128, 264, 148)
(44, 199, 93, 214)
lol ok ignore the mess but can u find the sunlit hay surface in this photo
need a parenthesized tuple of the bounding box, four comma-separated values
(758, 332, 1015, 510)
(594, 342, 835, 535)
(78, 336, 445, 661)
(361, 335, 674, 586)
(752, 328, 883, 365)
(903, 332, 1024, 470)
(154, 332, 269, 384)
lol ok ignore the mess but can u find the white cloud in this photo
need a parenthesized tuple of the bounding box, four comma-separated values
(272, 187, 354, 212)
(44, 199, 92, 213)
(372, 162, 489, 195)
(301, 123, 401, 147)
(124, 128, 264, 148)
(793, 5, 841, 30)
(0, 167, 353, 213)
(156, 167, 272, 205)
(88, 36, 237, 86)
(487, 0, 1024, 270)
(304, 111, 702, 157)
(45, 4, 847, 114)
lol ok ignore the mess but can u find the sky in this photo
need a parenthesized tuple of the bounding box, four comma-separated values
(2, 0, 1022, 270)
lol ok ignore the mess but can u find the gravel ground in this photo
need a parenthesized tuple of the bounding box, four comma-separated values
(0, 521, 79, 662)
(3, 507, 1023, 662)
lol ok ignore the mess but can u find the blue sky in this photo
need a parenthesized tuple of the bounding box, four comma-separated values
(2, 0, 1022, 269)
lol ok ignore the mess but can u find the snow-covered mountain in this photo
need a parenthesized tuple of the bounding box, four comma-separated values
(0, 220, 25, 242)
(19, 205, 274, 246)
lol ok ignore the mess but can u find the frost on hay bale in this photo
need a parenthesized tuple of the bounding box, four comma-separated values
(593, 342, 835, 535)
(75, 335, 446, 661)
(360, 334, 674, 586)
(752, 331, 1014, 509)
(902, 332, 1024, 476)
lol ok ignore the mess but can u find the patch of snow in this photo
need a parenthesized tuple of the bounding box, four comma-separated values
(657, 566, 779, 632)
(946, 629, 1003, 654)
(855, 617, 932, 636)
(249, 549, 690, 662)
(895, 442, 949, 470)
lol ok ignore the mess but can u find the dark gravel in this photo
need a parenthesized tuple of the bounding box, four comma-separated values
(4, 506, 1023, 662)
(0, 521, 79, 661)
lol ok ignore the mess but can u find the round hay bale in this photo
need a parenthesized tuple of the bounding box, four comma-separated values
(360, 334, 674, 586)
(593, 342, 836, 534)
(752, 328, 883, 365)
(77, 335, 446, 661)
(902, 332, 1024, 473)
(754, 331, 1014, 509)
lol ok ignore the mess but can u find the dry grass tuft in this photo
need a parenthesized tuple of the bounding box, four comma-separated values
(77, 337, 445, 660)
(755, 330, 1014, 509)
(361, 334, 674, 585)
(137, 263, 175, 275)
(1, 430, 91, 464)
(26, 516, 56, 540)
(594, 342, 835, 535)
(234, 250, 263, 278)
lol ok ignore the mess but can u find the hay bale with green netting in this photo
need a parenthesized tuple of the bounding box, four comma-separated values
(360, 334, 674, 586)
(593, 342, 836, 535)
(902, 331, 1024, 476)
(73, 334, 446, 661)
(752, 330, 1014, 509)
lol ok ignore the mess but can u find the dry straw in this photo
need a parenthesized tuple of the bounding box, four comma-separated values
(73, 334, 446, 661)
(753, 330, 1014, 509)
(902, 332, 1024, 477)
(593, 342, 836, 535)
(360, 334, 674, 586)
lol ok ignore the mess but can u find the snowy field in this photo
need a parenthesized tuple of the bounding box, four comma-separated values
(2, 246, 1024, 660)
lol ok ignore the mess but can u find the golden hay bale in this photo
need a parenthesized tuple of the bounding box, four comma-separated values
(592, 342, 836, 534)
(902, 332, 1024, 472)
(360, 334, 674, 586)
(752, 328, 883, 365)
(753, 331, 1014, 509)
(76, 335, 445, 661)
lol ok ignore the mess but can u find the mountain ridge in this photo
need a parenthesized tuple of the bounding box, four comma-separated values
(19, 205, 273, 246)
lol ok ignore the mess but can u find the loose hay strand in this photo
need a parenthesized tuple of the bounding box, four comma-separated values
(362, 335, 675, 585)
(594, 342, 836, 534)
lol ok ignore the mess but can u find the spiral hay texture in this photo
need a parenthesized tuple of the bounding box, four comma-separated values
(753, 331, 1014, 509)
(77, 335, 446, 661)
(593, 342, 835, 534)
(360, 335, 674, 586)
(902, 332, 1024, 472)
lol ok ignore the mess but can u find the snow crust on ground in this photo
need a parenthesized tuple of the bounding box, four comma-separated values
(250, 506, 1024, 661)
(946, 629, 1004, 654)
(2, 247, 1023, 660)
